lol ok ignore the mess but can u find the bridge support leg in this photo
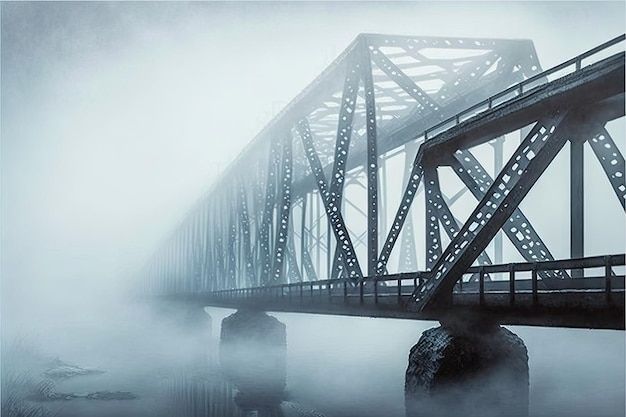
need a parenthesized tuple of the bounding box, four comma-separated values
(405, 319, 528, 417)
(220, 309, 287, 411)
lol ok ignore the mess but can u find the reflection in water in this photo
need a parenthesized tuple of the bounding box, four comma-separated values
(161, 371, 244, 417)
(159, 309, 322, 417)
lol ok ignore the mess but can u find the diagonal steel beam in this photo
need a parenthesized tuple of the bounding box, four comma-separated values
(295, 118, 363, 278)
(286, 215, 302, 283)
(238, 178, 256, 286)
(298, 194, 317, 282)
(450, 148, 569, 280)
(429, 169, 494, 270)
(271, 136, 293, 284)
(259, 137, 281, 285)
(587, 128, 626, 210)
(370, 48, 440, 113)
(398, 141, 420, 273)
(227, 209, 237, 290)
(377, 147, 425, 274)
(323, 53, 363, 279)
(410, 108, 574, 312)
(424, 164, 443, 270)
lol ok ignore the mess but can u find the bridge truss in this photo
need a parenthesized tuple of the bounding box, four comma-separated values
(139, 34, 625, 320)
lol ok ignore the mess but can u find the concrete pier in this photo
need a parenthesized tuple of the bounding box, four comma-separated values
(220, 309, 287, 411)
(405, 320, 529, 417)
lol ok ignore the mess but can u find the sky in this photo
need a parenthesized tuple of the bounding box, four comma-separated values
(1, 1, 625, 326)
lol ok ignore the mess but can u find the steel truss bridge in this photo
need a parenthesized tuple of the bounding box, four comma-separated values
(139, 34, 626, 330)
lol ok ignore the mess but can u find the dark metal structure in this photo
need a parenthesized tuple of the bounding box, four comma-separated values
(138, 34, 626, 329)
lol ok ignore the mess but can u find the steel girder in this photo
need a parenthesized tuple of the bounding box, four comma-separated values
(259, 137, 281, 285)
(328, 52, 362, 280)
(286, 213, 303, 283)
(449, 148, 569, 280)
(271, 135, 294, 284)
(295, 117, 363, 278)
(411, 109, 573, 310)
(424, 163, 443, 270)
(409, 98, 621, 312)
(397, 142, 420, 273)
(426, 164, 494, 271)
(139, 33, 564, 295)
(587, 129, 626, 210)
(377, 147, 424, 274)
(237, 179, 256, 286)
(299, 195, 319, 281)
(362, 41, 380, 277)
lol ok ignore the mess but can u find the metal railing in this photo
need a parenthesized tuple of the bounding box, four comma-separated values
(207, 254, 625, 309)
(457, 254, 625, 308)
(422, 34, 625, 141)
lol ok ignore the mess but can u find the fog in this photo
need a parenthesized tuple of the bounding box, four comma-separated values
(1, 2, 625, 417)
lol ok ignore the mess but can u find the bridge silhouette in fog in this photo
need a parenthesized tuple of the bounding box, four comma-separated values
(138, 34, 626, 331)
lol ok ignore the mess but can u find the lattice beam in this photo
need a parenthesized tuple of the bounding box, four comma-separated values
(411, 108, 576, 311)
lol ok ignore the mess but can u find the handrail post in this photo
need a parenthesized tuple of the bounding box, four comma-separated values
(374, 278, 379, 305)
(300, 282, 303, 303)
(328, 281, 332, 303)
(397, 278, 401, 305)
(532, 263, 538, 306)
(576, 58, 581, 71)
(360, 280, 364, 305)
(605, 255, 612, 304)
(343, 279, 348, 303)
(479, 266, 485, 307)
(509, 264, 515, 307)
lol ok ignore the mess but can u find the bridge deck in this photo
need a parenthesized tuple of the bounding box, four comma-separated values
(165, 255, 626, 330)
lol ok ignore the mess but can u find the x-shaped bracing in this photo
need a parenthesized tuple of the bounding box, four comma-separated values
(408, 105, 616, 312)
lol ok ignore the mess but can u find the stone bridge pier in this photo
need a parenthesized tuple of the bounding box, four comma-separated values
(219, 309, 287, 414)
(405, 314, 529, 417)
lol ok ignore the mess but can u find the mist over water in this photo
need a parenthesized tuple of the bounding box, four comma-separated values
(3, 301, 623, 416)
(2, 2, 625, 417)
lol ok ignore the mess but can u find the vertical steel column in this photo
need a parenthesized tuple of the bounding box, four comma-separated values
(192, 209, 202, 294)
(315, 193, 321, 276)
(186, 221, 192, 293)
(492, 137, 505, 264)
(327, 221, 332, 278)
(260, 137, 281, 285)
(361, 40, 379, 277)
(571, 137, 584, 277)
(380, 155, 388, 251)
(271, 135, 293, 284)
(423, 164, 442, 271)
(300, 194, 307, 279)
(227, 208, 237, 289)
(398, 142, 420, 273)
(238, 179, 255, 287)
